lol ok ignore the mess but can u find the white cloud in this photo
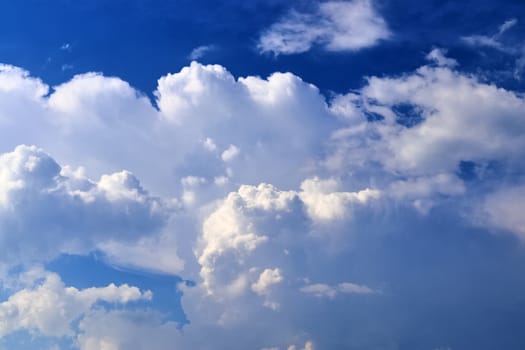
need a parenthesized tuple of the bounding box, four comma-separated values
(300, 282, 378, 298)
(299, 177, 380, 222)
(289, 342, 314, 350)
(0, 145, 170, 266)
(188, 45, 215, 60)
(252, 268, 284, 295)
(0, 57, 524, 349)
(353, 66, 525, 175)
(258, 0, 390, 55)
(482, 185, 525, 240)
(0, 269, 150, 338)
(202, 137, 217, 151)
(461, 19, 525, 78)
(221, 144, 240, 162)
(426, 48, 458, 67)
(97, 232, 184, 275)
(196, 179, 378, 295)
(462, 18, 518, 51)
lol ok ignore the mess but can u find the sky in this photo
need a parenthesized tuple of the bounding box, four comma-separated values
(0, 0, 525, 349)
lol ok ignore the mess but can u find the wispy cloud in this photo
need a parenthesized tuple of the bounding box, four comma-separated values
(188, 44, 215, 60)
(461, 19, 517, 51)
(60, 42, 72, 51)
(300, 282, 379, 298)
(461, 19, 525, 78)
(257, 0, 390, 55)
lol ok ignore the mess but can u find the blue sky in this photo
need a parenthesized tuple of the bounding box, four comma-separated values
(0, 1, 525, 349)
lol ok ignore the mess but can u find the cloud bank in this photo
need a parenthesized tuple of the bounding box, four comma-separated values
(0, 53, 524, 349)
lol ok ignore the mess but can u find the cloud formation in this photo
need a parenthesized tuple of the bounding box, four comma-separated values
(0, 55, 524, 349)
(0, 145, 169, 267)
(258, 0, 390, 55)
(0, 268, 151, 338)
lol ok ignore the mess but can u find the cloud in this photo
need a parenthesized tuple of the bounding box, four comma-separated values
(196, 178, 379, 296)
(258, 0, 390, 55)
(348, 65, 525, 175)
(482, 185, 525, 240)
(461, 19, 525, 78)
(76, 309, 180, 350)
(0, 268, 151, 338)
(221, 144, 240, 162)
(188, 45, 216, 60)
(300, 282, 378, 298)
(251, 268, 283, 296)
(462, 18, 518, 51)
(299, 177, 379, 222)
(0, 145, 170, 267)
(0, 58, 524, 349)
(426, 48, 458, 67)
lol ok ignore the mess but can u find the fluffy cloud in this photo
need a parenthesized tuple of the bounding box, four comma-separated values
(0, 269, 151, 338)
(258, 0, 390, 55)
(299, 177, 380, 222)
(0, 56, 524, 349)
(0, 145, 169, 266)
(252, 268, 283, 296)
(329, 65, 525, 179)
(196, 179, 378, 299)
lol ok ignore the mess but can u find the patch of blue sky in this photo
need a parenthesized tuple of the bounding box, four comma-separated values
(46, 253, 187, 325)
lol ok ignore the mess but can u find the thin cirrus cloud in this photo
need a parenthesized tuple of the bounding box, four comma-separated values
(257, 0, 391, 55)
(461, 19, 525, 77)
(461, 18, 518, 51)
(188, 45, 216, 60)
(300, 282, 379, 298)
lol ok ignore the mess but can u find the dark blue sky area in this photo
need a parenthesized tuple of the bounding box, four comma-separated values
(1, 0, 525, 96)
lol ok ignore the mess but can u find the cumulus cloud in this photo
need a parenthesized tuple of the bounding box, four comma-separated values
(299, 177, 380, 222)
(0, 144, 169, 266)
(258, 0, 390, 55)
(333, 65, 525, 176)
(221, 144, 240, 162)
(196, 179, 379, 299)
(0, 269, 151, 338)
(251, 268, 284, 295)
(0, 57, 524, 349)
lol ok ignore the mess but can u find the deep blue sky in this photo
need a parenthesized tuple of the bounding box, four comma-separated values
(2, 0, 525, 95)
